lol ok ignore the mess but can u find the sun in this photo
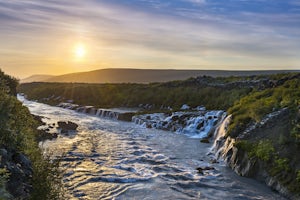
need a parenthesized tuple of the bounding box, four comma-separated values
(74, 44, 86, 59)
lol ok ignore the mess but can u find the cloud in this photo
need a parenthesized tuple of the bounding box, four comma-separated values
(184, 0, 206, 5)
(0, 0, 299, 77)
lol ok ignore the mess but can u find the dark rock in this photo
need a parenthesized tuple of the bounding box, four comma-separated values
(37, 129, 58, 141)
(0, 149, 32, 199)
(12, 153, 32, 171)
(196, 167, 204, 174)
(214, 109, 299, 198)
(210, 159, 218, 164)
(0, 148, 8, 160)
(171, 115, 179, 121)
(32, 114, 46, 126)
(200, 138, 210, 143)
(203, 166, 215, 170)
(118, 113, 135, 121)
(197, 121, 204, 130)
(57, 121, 78, 132)
(196, 166, 215, 174)
(162, 121, 168, 126)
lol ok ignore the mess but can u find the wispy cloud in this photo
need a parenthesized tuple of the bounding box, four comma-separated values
(0, 0, 299, 77)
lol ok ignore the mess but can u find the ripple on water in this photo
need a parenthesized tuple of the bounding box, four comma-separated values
(20, 96, 287, 200)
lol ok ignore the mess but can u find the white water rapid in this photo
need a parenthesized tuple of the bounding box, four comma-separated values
(18, 96, 286, 200)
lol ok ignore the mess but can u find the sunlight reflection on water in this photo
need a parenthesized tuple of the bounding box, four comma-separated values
(19, 95, 286, 200)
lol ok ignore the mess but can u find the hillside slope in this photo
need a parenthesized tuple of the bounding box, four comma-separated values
(21, 74, 55, 83)
(22, 68, 300, 83)
(0, 69, 63, 199)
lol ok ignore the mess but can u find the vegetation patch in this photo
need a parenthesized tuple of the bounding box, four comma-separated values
(0, 69, 64, 199)
(18, 72, 300, 197)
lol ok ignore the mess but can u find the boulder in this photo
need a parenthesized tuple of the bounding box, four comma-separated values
(37, 129, 58, 141)
(118, 113, 135, 121)
(180, 104, 190, 110)
(196, 166, 215, 174)
(57, 121, 78, 132)
(200, 138, 210, 143)
(0, 149, 33, 199)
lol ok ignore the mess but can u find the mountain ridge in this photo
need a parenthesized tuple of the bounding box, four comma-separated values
(21, 74, 55, 83)
(21, 68, 300, 83)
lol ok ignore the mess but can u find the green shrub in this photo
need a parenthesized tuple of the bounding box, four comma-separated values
(228, 76, 300, 138)
(0, 167, 12, 200)
(18, 82, 251, 111)
(249, 140, 275, 161)
(234, 140, 275, 162)
(0, 69, 64, 199)
(297, 170, 300, 183)
(270, 158, 290, 176)
(234, 140, 253, 152)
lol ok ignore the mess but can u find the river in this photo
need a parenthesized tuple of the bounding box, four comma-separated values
(19, 96, 285, 200)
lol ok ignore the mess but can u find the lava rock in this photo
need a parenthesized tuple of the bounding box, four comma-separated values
(196, 166, 215, 174)
(32, 114, 46, 126)
(118, 113, 135, 121)
(0, 149, 33, 199)
(200, 138, 210, 143)
(57, 121, 78, 132)
(37, 129, 58, 141)
(210, 159, 218, 164)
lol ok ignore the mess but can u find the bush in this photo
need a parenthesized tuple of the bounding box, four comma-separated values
(297, 170, 300, 183)
(228, 76, 300, 138)
(0, 168, 11, 199)
(270, 158, 290, 175)
(0, 69, 64, 199)
(250, 140, 275, 162)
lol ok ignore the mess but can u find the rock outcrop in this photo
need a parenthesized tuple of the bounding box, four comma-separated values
(213, 109, 299, 199)
(57, 121, 78, 133)
(0, 148, 32, 199)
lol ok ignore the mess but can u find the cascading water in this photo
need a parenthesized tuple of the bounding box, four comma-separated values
(211, 114, 234, 158)
(58, 102, 137, 121)
(19, 95, 286, 200)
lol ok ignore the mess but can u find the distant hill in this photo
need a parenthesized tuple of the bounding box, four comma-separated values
(21, 74, 55, 83)
(21, 68, 300, 83)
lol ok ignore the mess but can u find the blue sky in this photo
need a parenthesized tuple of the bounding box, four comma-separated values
(0, 0, 299, 77)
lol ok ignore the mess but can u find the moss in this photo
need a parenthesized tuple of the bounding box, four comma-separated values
(270, 158, 290, 176)
(234, 140, 254, 152)
(250, 140, 275, 162)
(227, 75, 300, 138)
(0, 168, 11, 199)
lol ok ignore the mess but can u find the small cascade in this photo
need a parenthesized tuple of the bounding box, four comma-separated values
(57, 102, 136, 121)
(210, 114, 234, 159)
(95, 109, 120, 119)
(132, 110, 225, 138)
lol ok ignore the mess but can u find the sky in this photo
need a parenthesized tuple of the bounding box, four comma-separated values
(0, 0, 300, 78)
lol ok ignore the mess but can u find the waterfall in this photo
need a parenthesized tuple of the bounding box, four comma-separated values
(210, 114, 234, 158)
(132, 111, 225, 138)
(57, 103, 134, 121)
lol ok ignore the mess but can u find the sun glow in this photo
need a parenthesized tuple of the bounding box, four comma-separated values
(74, 44, 86, 59)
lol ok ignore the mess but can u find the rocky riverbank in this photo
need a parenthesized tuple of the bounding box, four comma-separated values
(132, 110, 225, 139)
(213, 108, 300, 199)
(0, 148, 32, 199)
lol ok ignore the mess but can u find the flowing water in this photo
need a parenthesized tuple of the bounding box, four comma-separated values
(19, 96, 286, 200)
